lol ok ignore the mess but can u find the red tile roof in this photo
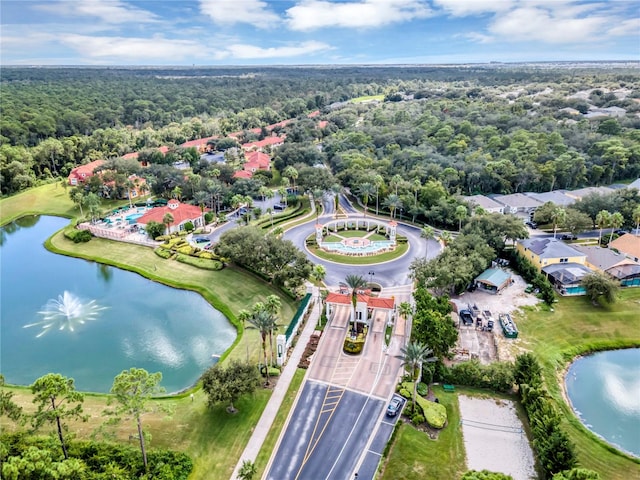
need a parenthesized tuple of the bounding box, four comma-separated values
(318, 120, 328, 129)
(308, 110, 320, 118)
(242, 136, 285, 150)
(325, 292, 395, 310)
(68, 160, 106, 184)
(136, 201, 205, 225)
(366, 297, 395, 309)
(122, 152, 139, 160)
(245, 151, 271, 169)
(181, 135, 219, 148)
(325, 292, 351, 305)
(233, 170, 253, 179)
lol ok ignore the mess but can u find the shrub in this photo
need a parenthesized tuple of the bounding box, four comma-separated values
(343, 337, 364, 354)
(267, 367, 281, 377)
(64, 228, 92, 243)
(416, 382, 428, 396)
(416, 396, 447, 429)
(183, 221, 194, 232)
(175, 254, 223, 271)
(411, 413, 425, 425)
(204, 212, 214, 223)
(442, 359, 515, 393)
(154, 247, 173, 259)
(399, 388, 411, 399)
(176, 245, 196, 255)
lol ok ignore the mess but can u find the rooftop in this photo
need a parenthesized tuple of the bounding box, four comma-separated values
(519, 237, 585, 259)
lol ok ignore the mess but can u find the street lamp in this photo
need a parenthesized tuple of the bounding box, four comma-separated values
(368, 270, 375, 285)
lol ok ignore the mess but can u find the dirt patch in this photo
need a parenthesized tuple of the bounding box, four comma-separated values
(459, 395, 536, 480)
(451, 271, 541, 362)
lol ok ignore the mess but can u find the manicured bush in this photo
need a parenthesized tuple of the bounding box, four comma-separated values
(411, 413, 425, 425)
(64, 228, 92, 243)
(416, 396, 447, 429)
(176, 244, 196, 255)
(154, 247, 173, 259)
(204, 212, 214, 223)
(183, 221, 194, 232)
(343, 337, 364, 354)
(399, 388, 411, 399)
(416, 382, 428, 396)
(441, 359, 515, 393)
(267, 366, 281, 377)
(174, 254, 223, 271)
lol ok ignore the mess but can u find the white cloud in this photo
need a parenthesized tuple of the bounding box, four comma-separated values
(607, 17, 640, 37)
(489, 6, 609, 43)
(35, 0, 161, 24)
(58, 34, 208, 60)
(199, 0, 280, 27)
(219, 41, 333, 59)
(433, 0, 514, 17)
(465, 32, 494, 44)
(286, 0, 432, 31)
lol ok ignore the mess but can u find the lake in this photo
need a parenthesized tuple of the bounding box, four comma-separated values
(0, 215, 236, 393)
(565, 348, 640, 457)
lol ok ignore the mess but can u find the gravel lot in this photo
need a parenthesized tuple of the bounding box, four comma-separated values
(459, 395, 537, 480)
(452, 270, 542, 362)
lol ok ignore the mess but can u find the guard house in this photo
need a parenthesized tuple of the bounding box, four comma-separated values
(474, 268, 512, 293)
(325, 291, 396, 330)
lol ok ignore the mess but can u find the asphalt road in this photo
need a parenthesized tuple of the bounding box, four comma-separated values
(283, 193, 441, 287)
(266, 382, 385, 480)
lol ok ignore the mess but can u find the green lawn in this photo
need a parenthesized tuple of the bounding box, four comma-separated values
(380, 385, 466, 480)
(516, 290, 640, 478)
(308, 241, 409, 265)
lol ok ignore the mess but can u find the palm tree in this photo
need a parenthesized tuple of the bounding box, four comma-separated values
(398, 302, 413, 322)
(421, 225, 435, 258)
(238, 309, 252, 360)
(283, 166, 298, 193)
(345, 274, 367, 325)
(596, 210, 611, 245)
(264, 295, 282, 366)
(194, 191, 209, 228)
(608, 211, 624, 244)
(357, 182, 376, 217)
(311, 264, 326, 284)
(162, 213, 174, 235)
(124, 179, 135, 208)
(390, 174, 404, 195)
(633, 205, 640, 235)
(455, 205, 468, 231)
(373, 174, 384, 216)
(399, 341, 436, 406)
(247, 309, 276, 385)
(383, 194, 403, 219)
(72, 190, 85, 217)
(440, 230, 452, 247)
(551, 206, 567, 239)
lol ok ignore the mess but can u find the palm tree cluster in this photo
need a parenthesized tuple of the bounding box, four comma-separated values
(243, 296, 281, 385)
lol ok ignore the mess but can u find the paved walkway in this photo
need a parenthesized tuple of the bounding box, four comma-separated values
(230, 286, 321, 480)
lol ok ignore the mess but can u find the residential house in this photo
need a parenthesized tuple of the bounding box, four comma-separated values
(241, 136, 285, 152)
(517, 237, 591, 295)
(609, 233, 640, 263)
(68, 160, 106, 186)
(136, 199, 206, 234)
(236, 151, 271, 178)
(181, 135, 219, 153)
(463, 195, 505, 214)
(573, 244, 640, 287)
(492, 193, 543, 216)
(565, 186, 614, 201)
(516, 237, 587, 271)
(524, 190, 575, 207)
(233, 170, 254, 179)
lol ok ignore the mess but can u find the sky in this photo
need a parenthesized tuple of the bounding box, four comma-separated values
(1, 0, 639, 65)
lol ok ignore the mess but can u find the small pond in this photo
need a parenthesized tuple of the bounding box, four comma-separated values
(0, 215, 236, 393)
(565, 348, 640, 457)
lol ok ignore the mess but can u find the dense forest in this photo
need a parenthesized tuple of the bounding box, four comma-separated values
(1, 65, 639, 231)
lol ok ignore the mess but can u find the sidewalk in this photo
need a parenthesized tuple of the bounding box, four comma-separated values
(230, 286, 321, 480)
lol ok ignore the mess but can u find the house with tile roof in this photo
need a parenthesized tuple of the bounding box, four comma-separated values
(564, 186, 614, 200)
(463, 195, 505, 214)
(524, 190, 576, 207)
(609, 233, 640, 263)
(68, 160, 106, 186)
(492, 193, 543, 215)
(136, 199, 206, 234)
(241, 136, 285, 152)
(572, 244, 640, 287)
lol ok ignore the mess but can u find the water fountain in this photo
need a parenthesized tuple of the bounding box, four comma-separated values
(24, 291, 107, 338)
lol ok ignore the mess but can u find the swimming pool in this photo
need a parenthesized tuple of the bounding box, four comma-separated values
(125, 213, 144, 223)
(321, 240, 394, 254)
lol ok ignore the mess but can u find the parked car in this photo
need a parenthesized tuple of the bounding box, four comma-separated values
(386, 396, 403, 417)
(614, 229, 629, 236)
(459, 309, 474, 325)
(561, 234, 577, 240)
(273, 203, 285, 211)
(525, 221, 538, 229)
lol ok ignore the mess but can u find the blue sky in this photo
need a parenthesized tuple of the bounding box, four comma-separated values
(1, 0, 638, 65)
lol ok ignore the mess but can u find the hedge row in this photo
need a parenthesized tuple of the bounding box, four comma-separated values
(65, 228, 92, 243)
(174, 253, 223, 270)
(439, 359, 515, 393)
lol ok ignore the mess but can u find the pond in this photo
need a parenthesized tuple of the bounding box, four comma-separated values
(565, 348, 640, 457)
(0, 215, 236, 394)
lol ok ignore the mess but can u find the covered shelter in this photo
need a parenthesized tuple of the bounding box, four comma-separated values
(542, 263, 593, 296)
(474, 268, 512, 294)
